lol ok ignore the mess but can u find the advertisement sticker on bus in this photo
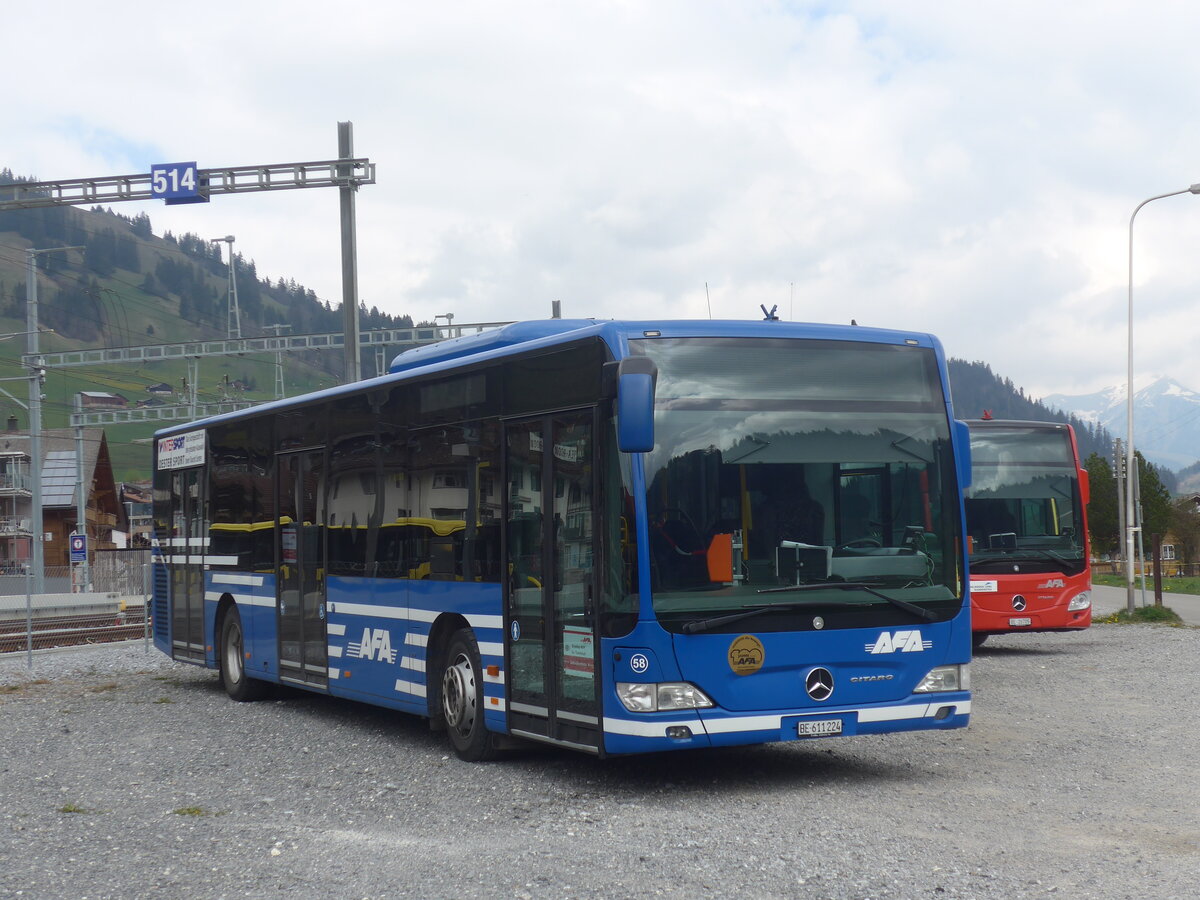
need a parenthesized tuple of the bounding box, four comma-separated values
(562, 626, 594, 676)
(157, 430, 206, 470)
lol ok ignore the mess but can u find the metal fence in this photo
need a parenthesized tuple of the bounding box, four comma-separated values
(1091, 560, 1200, 579)
(0, 549, 152, 664)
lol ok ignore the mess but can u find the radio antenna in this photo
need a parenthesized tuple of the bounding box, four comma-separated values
(706, 282, 712, 319)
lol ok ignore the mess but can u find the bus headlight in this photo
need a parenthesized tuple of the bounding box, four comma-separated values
(1068, 591, 1091, 611)
(913, 664, 969, 693)
(616, 682, 714, 713)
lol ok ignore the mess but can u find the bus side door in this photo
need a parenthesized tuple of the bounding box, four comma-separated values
(276, 448, 329, 688)
(504, 410, 601, 752)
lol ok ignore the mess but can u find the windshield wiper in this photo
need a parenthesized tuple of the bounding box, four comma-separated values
(758, 581, 937, 622)
(680, 601, 813, 635)
(679, 581, 939, 634)
(976, 547, 1075, 566)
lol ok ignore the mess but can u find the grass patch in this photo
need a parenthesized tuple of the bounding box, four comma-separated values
(154, 697, 174, 704)
(1094, 605, 1185, 625)
(1093, 572, 1200, 595)
(88, 683, 120, 693)
(59, 803, 91, 814)
(172, 806, 223, 817)
(1, 679, 51, 694)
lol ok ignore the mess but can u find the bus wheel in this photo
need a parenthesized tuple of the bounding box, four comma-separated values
(220, 607, 269, 702)
(441, 628, 498, 761)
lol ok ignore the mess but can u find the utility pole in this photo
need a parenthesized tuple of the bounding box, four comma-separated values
(1115, 439, 1126, 572)
(26, 245, 82, 593)
(338, 121, 362, 384)
(74, 392, 90, 592)
(263, 323, 291, 399)
(210, 235, 241, 339)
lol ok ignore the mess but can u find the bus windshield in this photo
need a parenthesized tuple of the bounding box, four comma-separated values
(629, 336, 964, 632)
(964, 424, 1086, 575)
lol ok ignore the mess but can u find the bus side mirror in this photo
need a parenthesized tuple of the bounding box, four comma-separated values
(617, 357, 657, 453)
(1078, 467, 1090, 505)
(953, 419, 972, 491)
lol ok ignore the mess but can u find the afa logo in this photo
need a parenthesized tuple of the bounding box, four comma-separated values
(348, 627, 398, 663)
(728, 634, 765, 675)
(864, 630, 933, 654)
(1037, 578, 1066, 589)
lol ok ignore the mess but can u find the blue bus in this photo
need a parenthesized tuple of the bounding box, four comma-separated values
(152, 318, 973, 760)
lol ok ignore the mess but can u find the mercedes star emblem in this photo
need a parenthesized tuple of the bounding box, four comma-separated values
(805, 667, 834, 701)
(1012, 595, 1027, 611)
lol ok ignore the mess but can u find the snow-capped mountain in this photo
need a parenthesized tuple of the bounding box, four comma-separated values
(1042, 375, 1200, 471)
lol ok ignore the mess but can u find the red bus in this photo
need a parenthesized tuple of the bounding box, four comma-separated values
(964, 419, 1092, 648)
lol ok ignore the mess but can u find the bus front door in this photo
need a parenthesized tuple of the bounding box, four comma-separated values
(505, 412, 601, 753)
(276, 448, 329, 688)
(170, 467, 206, 663)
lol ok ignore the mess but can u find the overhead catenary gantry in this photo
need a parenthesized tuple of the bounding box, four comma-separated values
(40, 321, 514, 427)
(0, 158, 376, 209)
(3, 121, 374, 385)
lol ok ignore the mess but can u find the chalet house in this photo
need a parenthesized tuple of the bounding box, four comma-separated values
(0, 426, 124, 570)
(79, 392, 128, 409)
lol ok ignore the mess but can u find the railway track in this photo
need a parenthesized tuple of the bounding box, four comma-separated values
(0, 611, 149, 653)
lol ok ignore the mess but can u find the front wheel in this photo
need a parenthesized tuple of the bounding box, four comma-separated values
(440, 628, 498, 761)
(220, 606, 270, 702)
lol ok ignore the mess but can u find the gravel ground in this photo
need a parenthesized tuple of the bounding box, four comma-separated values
(1, 626, 1197, 900)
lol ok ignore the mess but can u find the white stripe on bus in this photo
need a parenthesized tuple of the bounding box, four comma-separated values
(211, 573, 265, 587)
(394, 679, 428, 698)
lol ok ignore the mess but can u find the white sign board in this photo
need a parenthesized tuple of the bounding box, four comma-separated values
(157, 430, 206, 470)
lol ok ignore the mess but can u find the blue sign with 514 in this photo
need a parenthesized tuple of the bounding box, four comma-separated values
(150, 162, 207, 205)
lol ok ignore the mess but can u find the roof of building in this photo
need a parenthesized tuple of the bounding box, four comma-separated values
(0, 428, 112, 509)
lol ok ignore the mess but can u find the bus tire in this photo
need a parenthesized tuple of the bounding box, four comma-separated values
(220, 606, 270, 702)
(440, 628, 498, 761)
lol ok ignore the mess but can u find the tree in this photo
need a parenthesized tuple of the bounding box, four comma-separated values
(1168, 497, 1200, 567)
(1084, 452, 1118, 557)
(1137, 452, 1173, 541)
(84, 228, 117, 277)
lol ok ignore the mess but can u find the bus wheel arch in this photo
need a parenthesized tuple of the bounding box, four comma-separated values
(217, 596, 269, 702)
(430, 617, 498, 761)
(426, 613, 469, 731)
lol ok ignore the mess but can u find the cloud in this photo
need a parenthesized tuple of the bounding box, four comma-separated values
(8, 1, 1200, 398)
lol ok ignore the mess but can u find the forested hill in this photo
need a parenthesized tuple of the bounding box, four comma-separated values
(947, 359, 1114, 463)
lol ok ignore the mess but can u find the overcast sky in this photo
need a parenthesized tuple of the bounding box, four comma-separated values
(8, 1, 1200, 400)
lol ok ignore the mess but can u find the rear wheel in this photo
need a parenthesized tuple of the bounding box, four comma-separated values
(440, 628, 498, 761)
(220, 606, 270, 702)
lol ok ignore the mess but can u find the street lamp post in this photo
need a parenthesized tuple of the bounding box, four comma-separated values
(1125, 184, 1200, 614)
(210, 235, 241, 339)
